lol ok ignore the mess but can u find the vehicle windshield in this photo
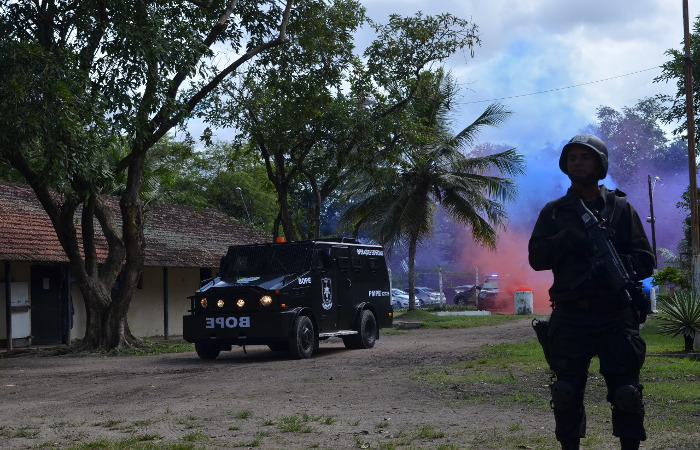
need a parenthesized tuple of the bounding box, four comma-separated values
(482, 278, 500, 290)
(220, 242, 314, 277)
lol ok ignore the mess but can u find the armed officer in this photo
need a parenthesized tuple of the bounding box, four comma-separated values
(528, 134, 655, 450)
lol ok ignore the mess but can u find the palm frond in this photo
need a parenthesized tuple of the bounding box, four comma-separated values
(452, 103, 512, 149)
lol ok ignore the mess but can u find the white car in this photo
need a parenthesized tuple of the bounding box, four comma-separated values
(391, 288, 410, 308)
(414, 286, 445, 307)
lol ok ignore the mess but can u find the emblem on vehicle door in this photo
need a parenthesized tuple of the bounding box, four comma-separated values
(321, 278, 333, 310)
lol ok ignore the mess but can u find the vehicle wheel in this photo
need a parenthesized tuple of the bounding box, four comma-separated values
(195, 342, 220, 360)
(418, 299, 425, 308)
(268, 342, 289, 352)
(289, 315, 315, 359)
(454, 295, 464, 305)
(352, 310, 377, 349)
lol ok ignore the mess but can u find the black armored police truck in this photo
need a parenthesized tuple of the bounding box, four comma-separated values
(183, 238, 393, 359)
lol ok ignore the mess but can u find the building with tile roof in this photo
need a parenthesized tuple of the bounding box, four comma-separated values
(1, 182, 270, 348)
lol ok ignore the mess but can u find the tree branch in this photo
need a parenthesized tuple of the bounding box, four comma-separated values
(115, 0, 294, 173)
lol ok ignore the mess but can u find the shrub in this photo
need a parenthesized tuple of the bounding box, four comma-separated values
(656, 290, 700, 352)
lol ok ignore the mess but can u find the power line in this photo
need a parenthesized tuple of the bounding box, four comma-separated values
(464, 66, 662, 105)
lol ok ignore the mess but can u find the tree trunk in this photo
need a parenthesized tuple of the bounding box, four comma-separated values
(277, 190, 297, 241)
(685, 335, 694, 352)
(408, 234, 418, 311)
(77, 276, 137, 349)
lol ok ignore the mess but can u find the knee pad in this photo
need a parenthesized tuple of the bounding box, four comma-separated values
(551, 380, 579, 412)
(612, 384, 643, 413)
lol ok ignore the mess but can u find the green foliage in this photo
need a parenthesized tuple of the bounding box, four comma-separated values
(652, 266, 692, 291)
(655, 13, 700, 144)
(164, 141, 278, 233)
(655, 290, 700, 352)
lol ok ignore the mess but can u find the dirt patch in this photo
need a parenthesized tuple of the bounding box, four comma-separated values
(0, 318, 611, 449)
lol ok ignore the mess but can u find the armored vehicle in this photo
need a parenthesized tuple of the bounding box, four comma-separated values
(183, 238, 393, 359)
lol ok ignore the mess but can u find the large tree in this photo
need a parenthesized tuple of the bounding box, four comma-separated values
(206, 8, 481, 240)
(0, 0, 294, 349)
(593, 98, 687, 185)
(339, 71, 525, 310)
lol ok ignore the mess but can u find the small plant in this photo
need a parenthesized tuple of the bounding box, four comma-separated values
(234, 410, 252, 419)
(278, 415, 313, 433)
(414, 425, 445, 439)
(656, 290, 700, 352)
(10, 426, 39, 439)
(182, 431, 208, 442)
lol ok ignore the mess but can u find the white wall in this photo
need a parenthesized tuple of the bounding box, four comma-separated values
(126, 266, 201, 337)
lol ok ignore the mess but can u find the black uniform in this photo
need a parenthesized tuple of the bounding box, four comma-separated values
(529, 185, 654, 445)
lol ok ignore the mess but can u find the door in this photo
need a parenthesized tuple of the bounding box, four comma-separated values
(30, 265, 63, 345)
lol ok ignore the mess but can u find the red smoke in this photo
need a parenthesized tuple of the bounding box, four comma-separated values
(455, 227, 553, 314)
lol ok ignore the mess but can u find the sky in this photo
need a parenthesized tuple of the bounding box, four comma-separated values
(359, 0, 687, 151)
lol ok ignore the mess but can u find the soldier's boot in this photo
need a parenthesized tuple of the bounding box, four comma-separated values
(560, 439, 579, 450)
(620, 438, 640, 450)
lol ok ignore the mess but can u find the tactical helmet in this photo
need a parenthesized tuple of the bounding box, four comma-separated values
(559, 133, 609, 179)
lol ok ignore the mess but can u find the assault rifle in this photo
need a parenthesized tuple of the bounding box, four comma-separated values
(575, 199, 650, 323)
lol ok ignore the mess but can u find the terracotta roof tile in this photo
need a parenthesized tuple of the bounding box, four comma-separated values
(0, 182, 270, 267)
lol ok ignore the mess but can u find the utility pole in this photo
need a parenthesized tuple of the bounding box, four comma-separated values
(647, 175, 658, 269)
(683, 0, 700, 291)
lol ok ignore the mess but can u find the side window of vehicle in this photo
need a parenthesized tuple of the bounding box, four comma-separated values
(350, 254, 362, 273)
(312, 250, 324, 271)
(368, 258, 378, 274)
(337, 256, 350, 272)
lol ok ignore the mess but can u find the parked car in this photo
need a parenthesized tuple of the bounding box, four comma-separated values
(477, 275, 503, 310)
(391, 288, 410, 309)
(414, 286, 445, 307)
(453, 284, 477, 306)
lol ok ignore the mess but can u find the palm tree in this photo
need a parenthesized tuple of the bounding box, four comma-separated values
(340, 71, 525, 310)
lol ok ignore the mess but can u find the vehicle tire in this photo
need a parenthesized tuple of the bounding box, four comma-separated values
(418, 299, 425, 308)
(195, 342, 220, 360)
(289, 315, 315, 359)
(352, 310, 377, 349)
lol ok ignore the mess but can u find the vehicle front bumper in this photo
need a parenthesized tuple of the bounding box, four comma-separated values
(183, 310, 297, 346)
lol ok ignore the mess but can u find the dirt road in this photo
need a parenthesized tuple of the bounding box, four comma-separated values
(1, 318, 557, 449)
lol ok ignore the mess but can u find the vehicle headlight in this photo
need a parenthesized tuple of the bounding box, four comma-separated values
(200, 298, 208, 308)
(236, 299, 245, 308)
(217, 299, 225, 308)
(260, 295, 272, 306)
